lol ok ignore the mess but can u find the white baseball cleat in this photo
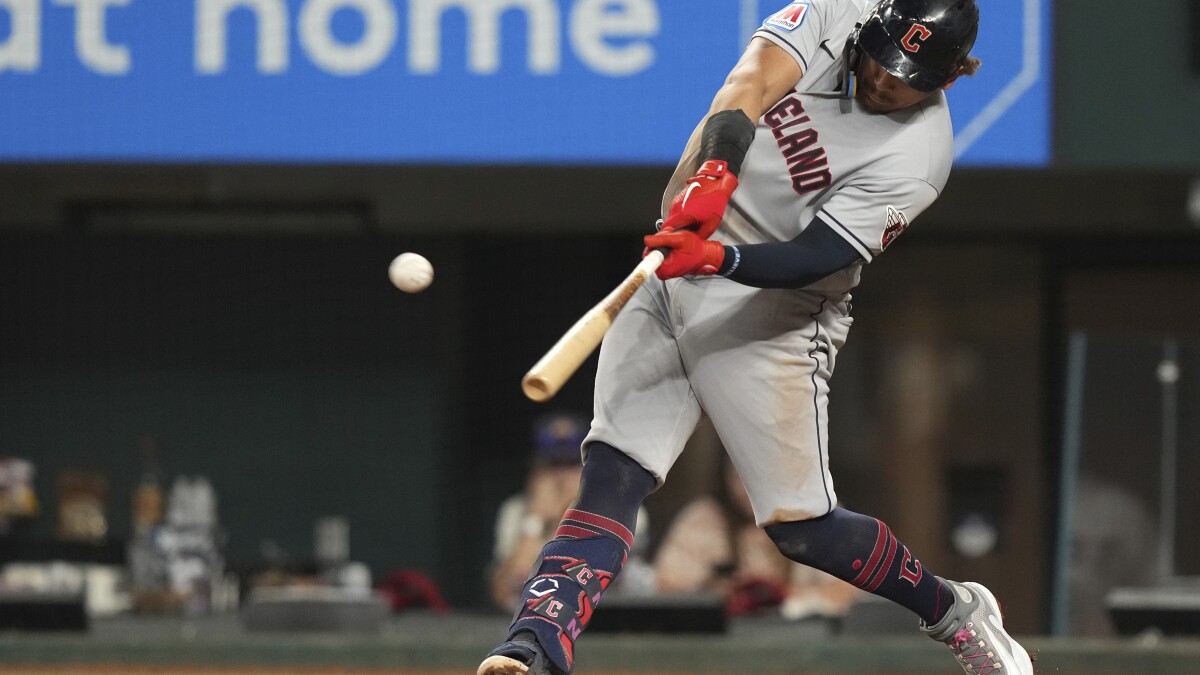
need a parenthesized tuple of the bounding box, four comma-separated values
(921, 578, 1034, 675)
(477, 654, 531, 675)
(478, 631, 557, 675)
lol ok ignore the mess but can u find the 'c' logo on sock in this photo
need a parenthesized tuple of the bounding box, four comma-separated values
(899, 549, 924, 586)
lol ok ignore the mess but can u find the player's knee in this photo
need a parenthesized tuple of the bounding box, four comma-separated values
(765, 521, 815, 564)
(764, 510, 840, 565)
(579, 442, 655, 507)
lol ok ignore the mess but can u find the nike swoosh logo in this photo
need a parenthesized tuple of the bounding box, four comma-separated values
(681, 182, 701, 209)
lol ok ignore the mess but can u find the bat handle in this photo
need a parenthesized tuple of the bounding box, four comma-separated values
(637, 249, 666, 277)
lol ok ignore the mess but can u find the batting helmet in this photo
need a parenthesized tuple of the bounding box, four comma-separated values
(852, 0, 979, 92)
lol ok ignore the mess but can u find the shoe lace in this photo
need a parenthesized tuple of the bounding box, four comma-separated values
(948, 623, 1002, 674)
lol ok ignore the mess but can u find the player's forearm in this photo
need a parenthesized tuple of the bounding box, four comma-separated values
(717, 218, 862, 289)
(668, 105, 753, 191)
(708, 38, 804, 122)
(668, 39, 800, 184)
(707, 77, 775, 128)
(673, 71, 772, 170)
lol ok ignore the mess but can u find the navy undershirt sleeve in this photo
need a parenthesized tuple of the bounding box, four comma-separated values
(716, 216, 863, 289)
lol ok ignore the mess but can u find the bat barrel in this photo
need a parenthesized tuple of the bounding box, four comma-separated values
(521, 250, 664, 402)
(522, 374, 556, 402)
(521, 308, 614, 402)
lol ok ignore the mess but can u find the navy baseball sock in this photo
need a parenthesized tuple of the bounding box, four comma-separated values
(765, 507, 955, 625)
(572, 442, 656, 525)
(505, 442, 655, 674)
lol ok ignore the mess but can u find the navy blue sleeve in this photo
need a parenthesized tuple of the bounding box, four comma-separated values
(716, 216, 862, 289)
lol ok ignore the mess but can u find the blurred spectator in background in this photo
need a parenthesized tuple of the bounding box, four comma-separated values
(56, 471, 109, 543)
(654, 457, 859, 619)
(0, 457, 38, 538)
(1068, 473, 1159, 635)
(488, 412, 651, 610)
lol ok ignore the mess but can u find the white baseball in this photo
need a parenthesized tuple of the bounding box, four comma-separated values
(388, 252, 434, 293)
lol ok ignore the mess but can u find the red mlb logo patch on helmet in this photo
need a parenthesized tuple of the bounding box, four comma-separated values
(881, 206, 910, 250)
(766, 2, 811, 31)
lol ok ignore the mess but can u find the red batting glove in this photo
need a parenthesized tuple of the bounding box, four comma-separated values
(643, 229, 725, 280)
(662, 160, 738, 239)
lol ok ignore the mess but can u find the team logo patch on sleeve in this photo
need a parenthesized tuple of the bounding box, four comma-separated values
(881, 206, 909, 250)
(766, 2, 811, 31)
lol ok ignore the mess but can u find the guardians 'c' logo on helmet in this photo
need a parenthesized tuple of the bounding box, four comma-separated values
(855, 0, 978, 91)
(900, 24, 933, 52)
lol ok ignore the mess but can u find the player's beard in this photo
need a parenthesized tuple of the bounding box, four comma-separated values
(855, 79, 891, 114)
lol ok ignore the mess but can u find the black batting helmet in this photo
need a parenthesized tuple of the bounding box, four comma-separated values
(852, 0, 979, 92)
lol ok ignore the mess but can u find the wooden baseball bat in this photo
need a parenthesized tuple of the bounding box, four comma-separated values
(522, 250, 665, 402)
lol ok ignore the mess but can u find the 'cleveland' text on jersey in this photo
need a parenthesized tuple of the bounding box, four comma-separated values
(765, 94, 833, 196)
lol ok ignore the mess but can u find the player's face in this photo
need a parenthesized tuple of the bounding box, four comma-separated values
(855, 56, 937, 113)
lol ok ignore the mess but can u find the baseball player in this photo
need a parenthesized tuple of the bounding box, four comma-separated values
(479, 1, 1034, 674)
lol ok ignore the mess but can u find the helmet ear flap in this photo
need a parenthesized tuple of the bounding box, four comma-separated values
(845, 23, 864, 66)
(842, 23, 864, 95)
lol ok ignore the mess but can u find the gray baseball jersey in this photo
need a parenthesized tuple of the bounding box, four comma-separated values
(585, 0, 957, 525)
(733, 0, 953, 298)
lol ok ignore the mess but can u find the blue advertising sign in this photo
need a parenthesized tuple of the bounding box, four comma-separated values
(947, 0, 1052, 165)
(0, 0, 1050, 165)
